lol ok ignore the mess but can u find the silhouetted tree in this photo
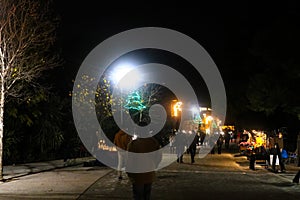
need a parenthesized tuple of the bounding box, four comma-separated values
(246, 17, 300, 128)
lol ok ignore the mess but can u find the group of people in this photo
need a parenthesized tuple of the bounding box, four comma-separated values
(173, 130, 200, 164)
(113, 127, 300, 199)
(269, 132, 286, 173)
(269, 132, 300, 184)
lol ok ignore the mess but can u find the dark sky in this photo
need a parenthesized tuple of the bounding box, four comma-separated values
(52, 1, 299, 126)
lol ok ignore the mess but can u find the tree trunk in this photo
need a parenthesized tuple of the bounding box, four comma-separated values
(297, 133, 300, 167)
(0, 76, 4, 181)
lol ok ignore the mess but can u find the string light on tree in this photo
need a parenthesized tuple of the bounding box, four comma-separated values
(124, 91, 146, 111)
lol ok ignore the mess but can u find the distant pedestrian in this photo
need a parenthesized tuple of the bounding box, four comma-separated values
(169, 135, 175, 153)
(199, 131, 206, 146)
(126, 121, 162, 200)
(114, 129, 132, 180)
(217, 135, 224, 154)
(224, 129, 230, 150)
(270, 132, 286, 173)
(174, 130, 186, 163)
(188, 131, 199, 164)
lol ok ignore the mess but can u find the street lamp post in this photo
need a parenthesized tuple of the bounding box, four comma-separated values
(110, 63, 141, 127)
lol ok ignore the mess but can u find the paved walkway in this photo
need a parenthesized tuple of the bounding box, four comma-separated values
(2, 143, 298, 181)
(2, 156, 96, 180)
(79, 152, 300, 200)
(0, 143, 299, 199)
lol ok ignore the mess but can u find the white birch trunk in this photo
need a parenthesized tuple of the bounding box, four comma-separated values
(0, 0, 59, 181)
(0, 65, 4, 180)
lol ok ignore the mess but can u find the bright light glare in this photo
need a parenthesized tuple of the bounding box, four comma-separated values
(111, 63, 134, 84)
(191, 107, 199, 113)
(110, 63, 141, 90)
(118, 70, 140, 89)
(132, 134, 137, 140)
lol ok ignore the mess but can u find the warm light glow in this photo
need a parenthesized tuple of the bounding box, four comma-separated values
(173, 101, 182, 117)
(98, 139, 117, 151)
(205, 128, 210, 134)
(205, 115, 213, 124)
(200, 107, 212, 112)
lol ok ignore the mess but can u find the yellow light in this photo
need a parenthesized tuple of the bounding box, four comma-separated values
(173, 101, 182, 117)
(205, 116, 213, 124)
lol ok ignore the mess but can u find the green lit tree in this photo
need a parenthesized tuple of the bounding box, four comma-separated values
(124, 91, 146, 122)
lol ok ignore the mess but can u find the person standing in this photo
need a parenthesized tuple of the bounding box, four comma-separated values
(199, 131, 206, 146)
(224, 129, 230, 150)
(273, 132, 286, 173)
(269, 134, 276, 170)
(188, 131, 199, 164)
(114, 129, 132, 180)
(217, 134, 224, 154)
(126, 121, 162, 200)
(174, 130, 186, 163)
(169, 135, 175, 153)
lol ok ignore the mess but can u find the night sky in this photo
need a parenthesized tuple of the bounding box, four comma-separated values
(52, 1, 300, 129)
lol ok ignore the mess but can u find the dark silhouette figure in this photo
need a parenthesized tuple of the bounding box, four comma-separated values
(199, 131, 206, 145)
(270, 133, 286, 172)
(293, 170, 300, 184)
(224, 129, 230, 150)
(249, 153, 256, 170)
(126, 121, 162, 200)
(188, 132, 199, 164)
(217, 135, 224, 154)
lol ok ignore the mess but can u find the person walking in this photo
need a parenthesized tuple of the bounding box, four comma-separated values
(114, 129, 132, 180)
(126, 121, 162, 200)
(174, 130, 186, 163)
(188, 131, 199, 164)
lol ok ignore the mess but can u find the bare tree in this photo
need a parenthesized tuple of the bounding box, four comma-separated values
(0, 0, 59, 180)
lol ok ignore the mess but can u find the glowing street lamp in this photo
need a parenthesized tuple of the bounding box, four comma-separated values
(110, 63, 140, 90)
(110, 62, 141, 125)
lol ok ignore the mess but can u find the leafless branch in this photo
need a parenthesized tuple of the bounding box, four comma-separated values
(0, 0, 60, 100)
